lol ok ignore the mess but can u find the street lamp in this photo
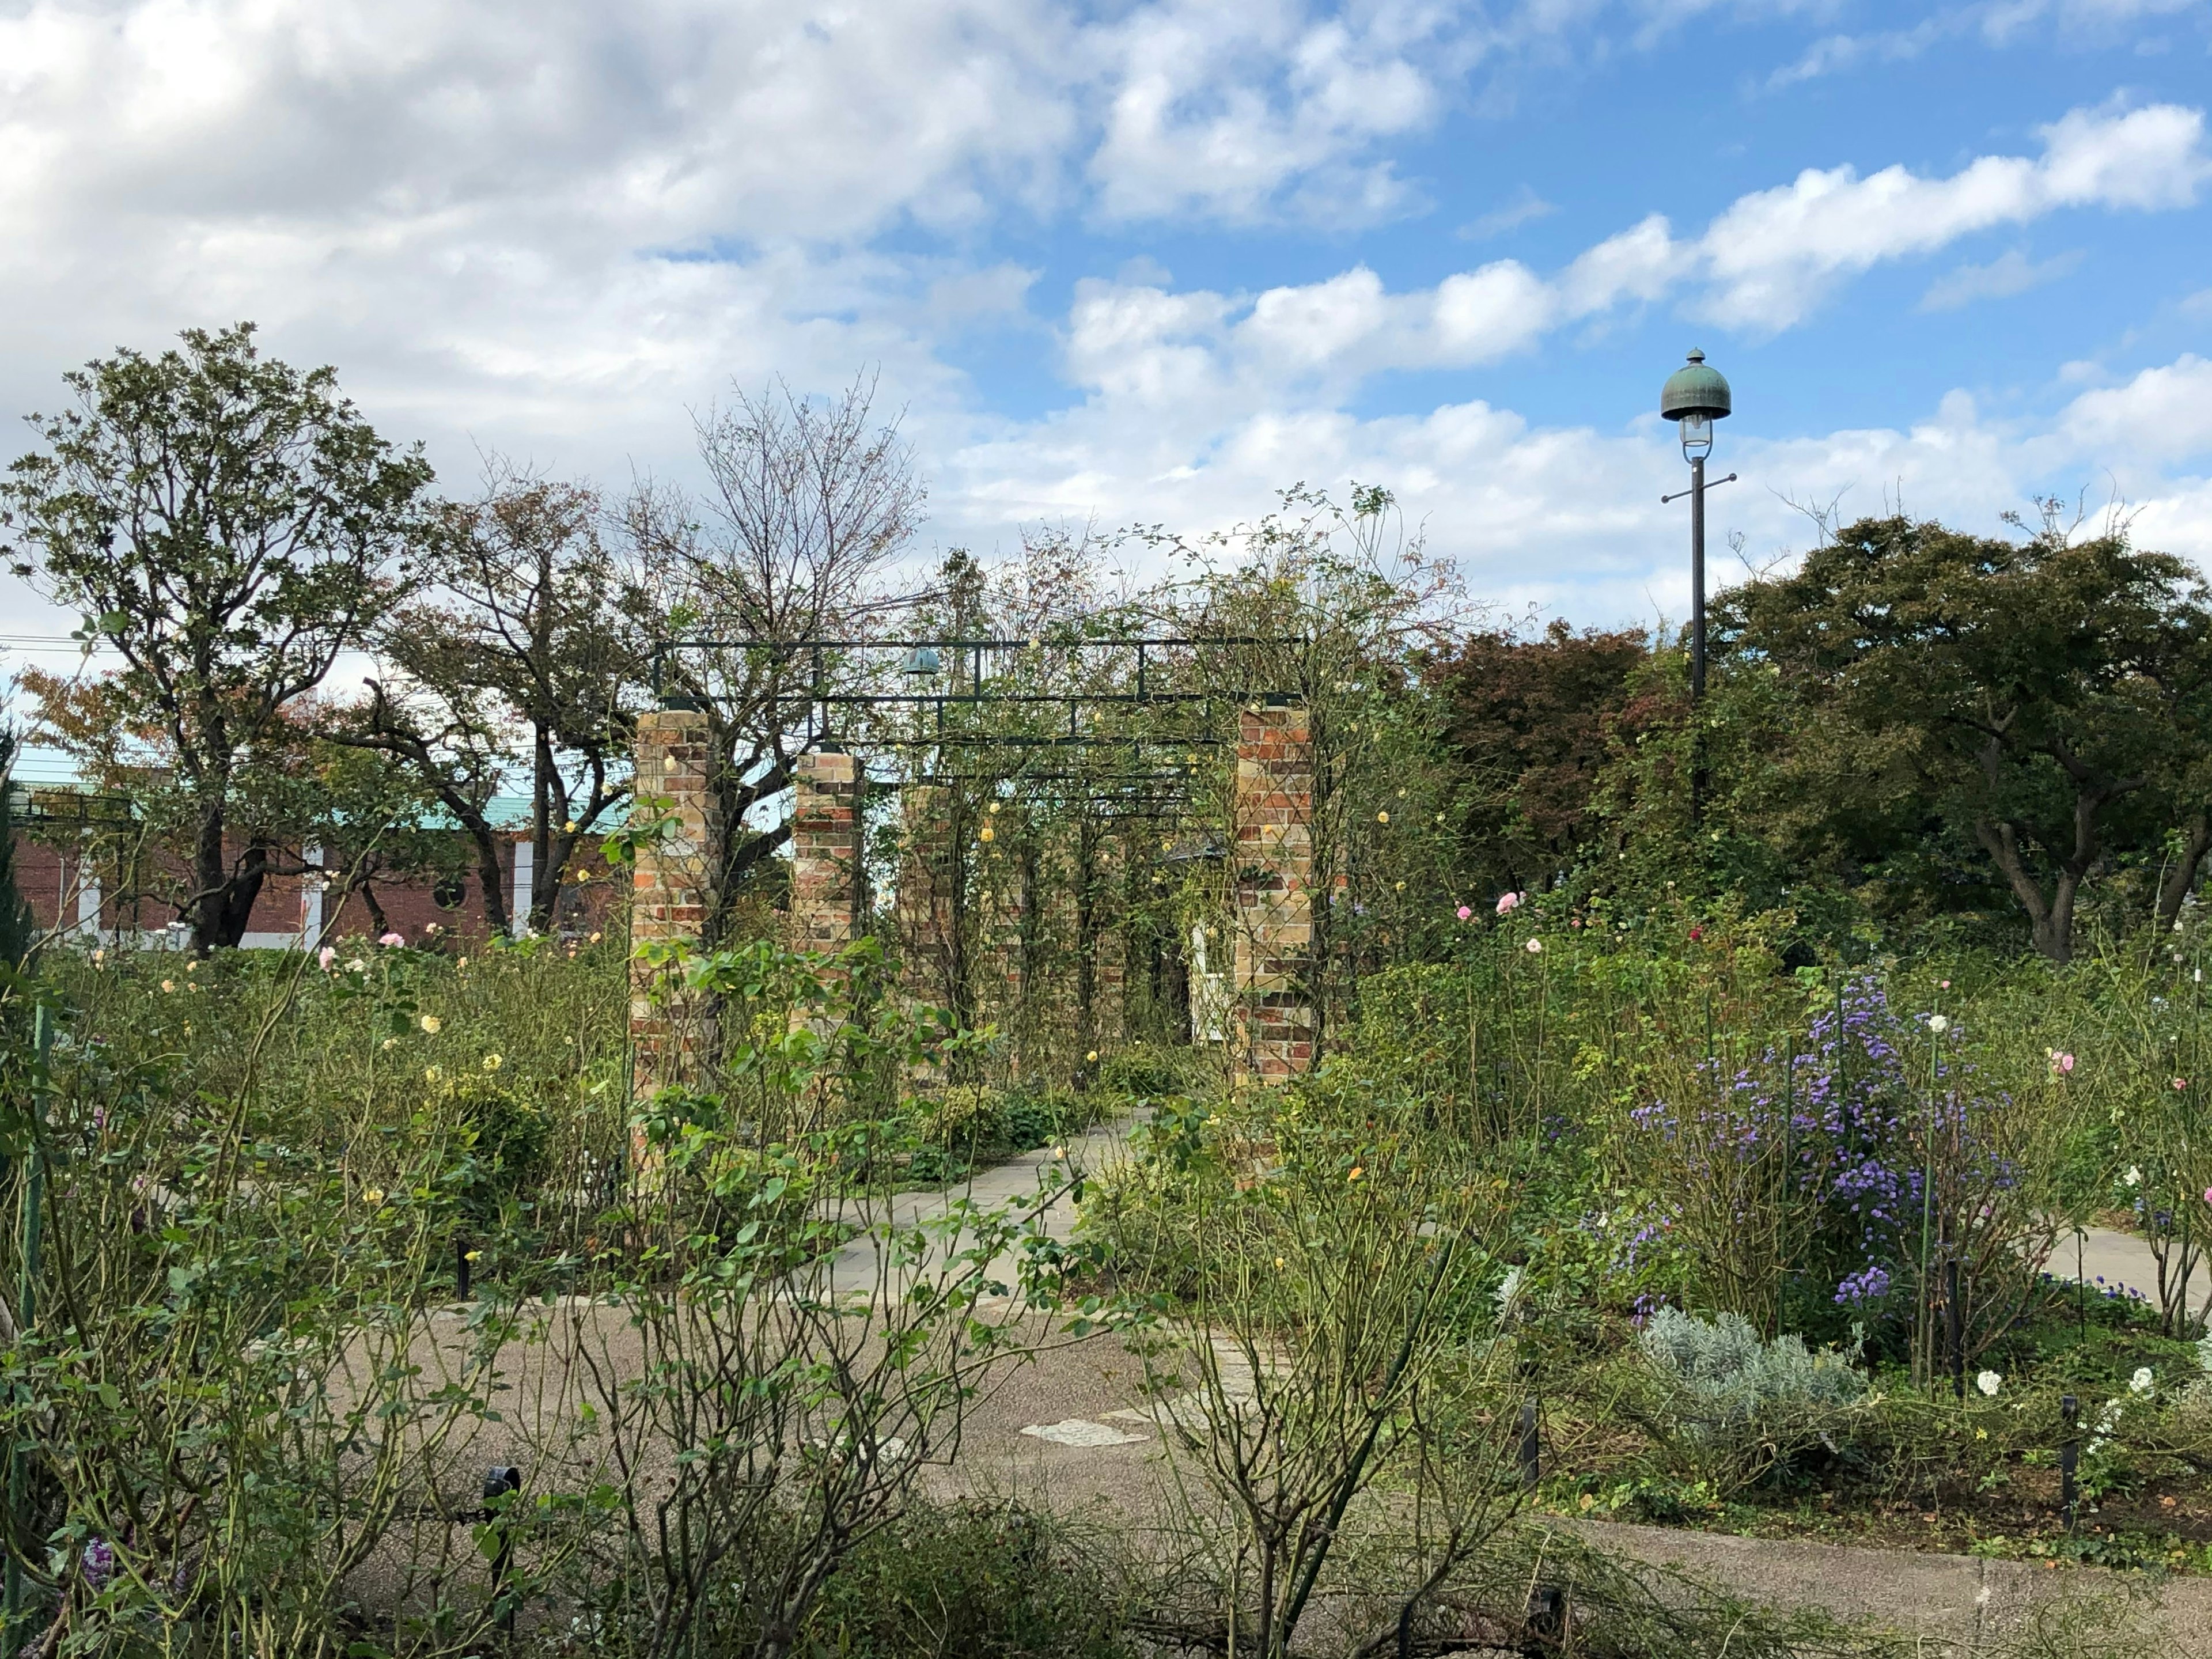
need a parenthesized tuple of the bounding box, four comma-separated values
(1658, 349, 1735, 704)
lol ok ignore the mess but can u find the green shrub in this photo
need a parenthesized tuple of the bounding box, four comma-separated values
(1094, 1043, 1194, 1099)
(798, 1501, 1135, 1658)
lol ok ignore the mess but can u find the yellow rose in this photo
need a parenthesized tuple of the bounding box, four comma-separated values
(483, 1054, 503, 1071)
(419, 1014, 442, 1035)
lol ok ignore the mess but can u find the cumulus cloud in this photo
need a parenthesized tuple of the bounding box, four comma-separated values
(1696, 103, 2207, 329)
(936, 345, 2212, 630)
(1037, 100, 2208, 411)
(2059, 355, 2212, 465)
(1085, 0, 1450, 225)
(0, 0, 2205, 640)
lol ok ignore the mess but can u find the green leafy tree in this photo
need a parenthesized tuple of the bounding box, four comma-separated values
(359, 465, 645, 935)
(0, 324, 434, 951)
(1719, 513, 2212, 962)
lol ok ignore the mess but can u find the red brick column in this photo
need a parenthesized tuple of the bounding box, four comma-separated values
(630, 706, 721, 1106)
(792, 748, 865, 951)
(1232, 704, 1314, 1082)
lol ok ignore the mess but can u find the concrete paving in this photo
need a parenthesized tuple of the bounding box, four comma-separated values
(810, 1113, 1143, 1300)
(2054, 1222, 2212, 1317)
(359, 1128, 2212, 1650)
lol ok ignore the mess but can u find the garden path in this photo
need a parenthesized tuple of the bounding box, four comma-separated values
(2056, 1222, 2211, 1318)
(375, 1128, 2212, 1650)
(811, 1110, 1145, 1302)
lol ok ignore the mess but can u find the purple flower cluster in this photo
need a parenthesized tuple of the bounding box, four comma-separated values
(1635, 977, 2012, 1322)
(1834, 1264, 1892, 1305)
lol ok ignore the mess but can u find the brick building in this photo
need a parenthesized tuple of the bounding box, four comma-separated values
(13, 795, 615, 948)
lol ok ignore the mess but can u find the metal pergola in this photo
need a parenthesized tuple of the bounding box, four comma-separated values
(652, 634, 1301, 817)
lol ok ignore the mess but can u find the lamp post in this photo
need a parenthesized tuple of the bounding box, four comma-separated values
(1660, 350, 1734, 828)
(1659, 349, 1735, 702)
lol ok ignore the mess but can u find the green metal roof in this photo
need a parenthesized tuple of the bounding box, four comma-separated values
(1660, 349, 1732, 421)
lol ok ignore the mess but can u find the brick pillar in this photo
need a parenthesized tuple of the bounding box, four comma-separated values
(792, 748, 865, 951)
(1232, 704, 1314, 1082)
(630, 706, 722, 1105)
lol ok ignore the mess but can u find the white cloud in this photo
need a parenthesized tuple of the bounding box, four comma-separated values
(1762, 0, 2205, 91)
(0, 1, 2205, 643)
(1696, 103, 2207, 329)
(1918, 247, 2084, 310)
(1083, 1, 1452, 225)
(938, 347, 2212, 627)
(1033, 100, 2208, 410)
(2059, 355, 2212, 465)
(1459, 185, 1558, 240)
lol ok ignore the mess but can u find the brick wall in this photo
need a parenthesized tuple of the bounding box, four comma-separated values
(1232, 703, 1315, 1082)
(629, 707, 722, 1100)
(790, 749, 865, 951)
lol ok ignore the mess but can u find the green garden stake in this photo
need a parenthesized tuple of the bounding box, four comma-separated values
(2059, 1395, 2080, 1532)
(1782, 1031, 1796, 1293)
(5, 1005, 51, 1637)
(1919, 1018, 1939, 1393)
(1945, 1254, 1965, 1400)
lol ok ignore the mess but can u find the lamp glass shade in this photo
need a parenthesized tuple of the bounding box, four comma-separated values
(1679, 412, 1713, 460)
(901, 645, 942, 677)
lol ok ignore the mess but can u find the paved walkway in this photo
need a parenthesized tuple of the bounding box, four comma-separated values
(812, 1113, 1143, 1301)
(2056, 1222, 2211, 1316)
(377, 1129, 2212, 1648)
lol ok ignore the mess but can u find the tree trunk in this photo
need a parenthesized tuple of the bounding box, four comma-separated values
(359, 881, 390, 941)
(189, 800, 230, 954)
(2157, 811, 2212, 932)
(1972, 817, 2077, 964)
(203, 839, 271, 952)
(190, 799, 272, 953)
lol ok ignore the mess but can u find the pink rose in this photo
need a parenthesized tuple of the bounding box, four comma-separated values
(317, 946, 336, 970)
(378, 932, 405, 947)
(1456, 905, 1472, 921)
(1495, 892, 1522, 916)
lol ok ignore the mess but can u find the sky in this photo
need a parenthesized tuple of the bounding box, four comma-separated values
(2, 0, 2210, 679)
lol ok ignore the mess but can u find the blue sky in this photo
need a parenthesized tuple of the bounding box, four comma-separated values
(1, 0, 2209, 681)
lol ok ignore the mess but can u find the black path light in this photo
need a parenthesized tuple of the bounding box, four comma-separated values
(1660, 349, 1736, 826)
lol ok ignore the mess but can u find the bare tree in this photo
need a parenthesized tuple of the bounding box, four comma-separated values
(624, 373, 926, 920)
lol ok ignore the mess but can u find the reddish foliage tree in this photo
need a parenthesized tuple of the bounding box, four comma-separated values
(1427, 620, 1654, 890)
